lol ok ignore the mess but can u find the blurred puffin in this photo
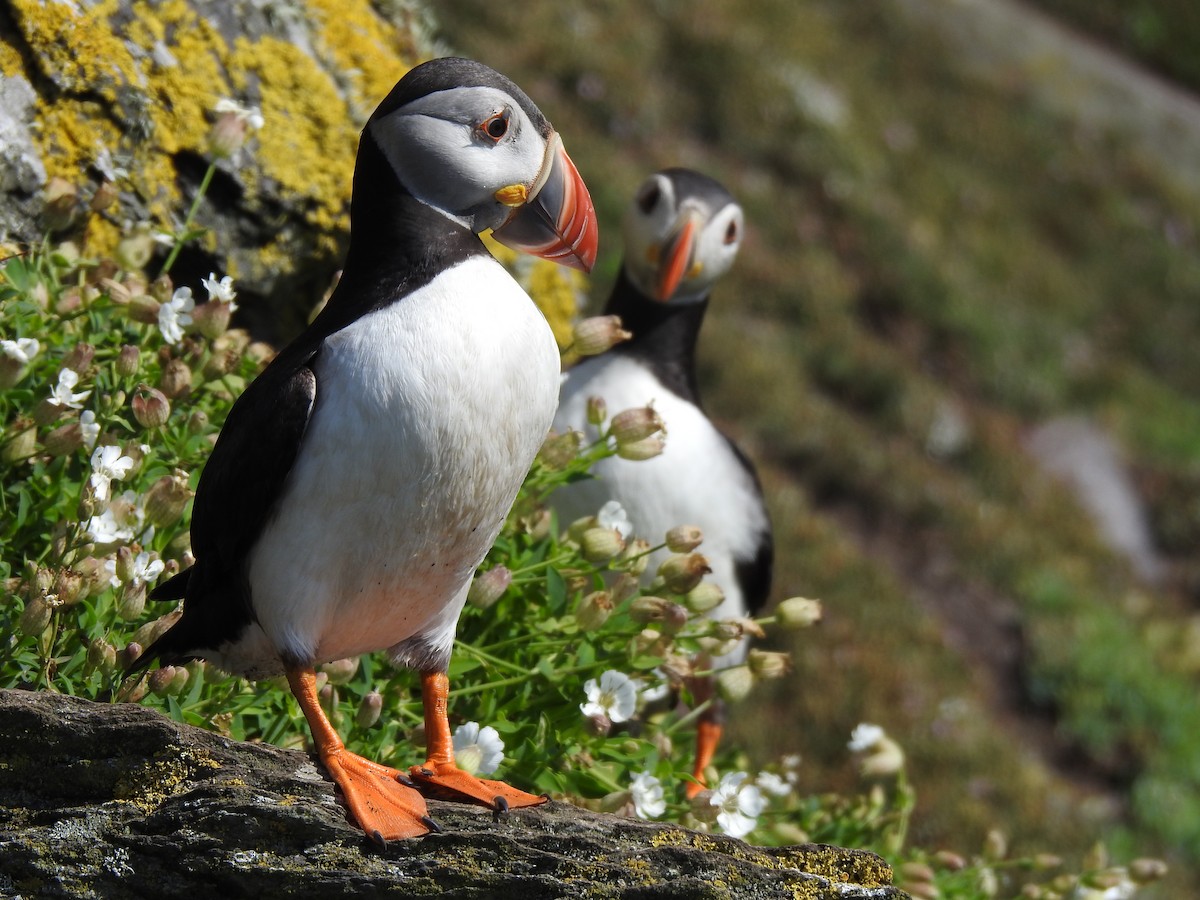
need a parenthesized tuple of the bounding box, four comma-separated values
(133, 58, 598, 843)
(553, 168, 772, 796)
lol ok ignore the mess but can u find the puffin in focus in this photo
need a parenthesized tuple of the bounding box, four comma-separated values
(133, 58, 598, 842)
(552, 168, 772, 796)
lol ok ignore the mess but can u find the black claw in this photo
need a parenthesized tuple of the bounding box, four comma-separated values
(421, 815, 444, 834)
(370, 830, 388, 850)
(494, 795, 509, 814)
(396, 773, 417, 788)
(418, 767, 434, 777)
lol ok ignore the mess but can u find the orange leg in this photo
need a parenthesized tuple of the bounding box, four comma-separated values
(408, 670, 547, 811)
(685, 670, 723, 798)
(286, 667, 435, 843)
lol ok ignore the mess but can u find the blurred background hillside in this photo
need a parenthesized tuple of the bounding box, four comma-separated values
(433, 0, 1200, 892)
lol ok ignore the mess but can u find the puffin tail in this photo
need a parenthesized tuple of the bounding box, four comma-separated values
(149, 567, 190, 602)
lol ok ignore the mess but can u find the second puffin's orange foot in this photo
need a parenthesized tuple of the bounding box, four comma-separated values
(408, 762, 548, 811)
(322, 749, 439, 843)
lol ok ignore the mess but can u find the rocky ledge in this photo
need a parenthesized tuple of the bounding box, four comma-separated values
(0, 690, 905, 899)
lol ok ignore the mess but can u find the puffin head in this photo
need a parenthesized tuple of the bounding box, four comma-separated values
(621, 168, 743, 303)
(366, 58, 598, 272)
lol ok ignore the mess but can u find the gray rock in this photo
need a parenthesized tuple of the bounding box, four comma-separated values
(0, 689, 905, 899)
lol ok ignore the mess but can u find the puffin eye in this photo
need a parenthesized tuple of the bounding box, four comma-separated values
(479, 111, 510, 143)
(635, 182, 661, 214)
(724, 221, 739, 245)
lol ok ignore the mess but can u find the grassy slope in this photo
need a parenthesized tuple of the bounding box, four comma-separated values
(436, 0, 1200, 889)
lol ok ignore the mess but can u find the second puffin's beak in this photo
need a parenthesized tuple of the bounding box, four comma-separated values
(655, 214, 699, 301)
(491, 133, 599, 273)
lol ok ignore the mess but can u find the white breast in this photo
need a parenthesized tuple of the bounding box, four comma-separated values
(553, 355, 768, 635)
(221, 256, 559, 675)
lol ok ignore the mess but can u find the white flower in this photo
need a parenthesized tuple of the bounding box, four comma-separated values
(754, 771, 792, 797)
(153, 231, 176, 247)
(86, 508, 134, 545)
(214, 97, 265, 131)
(103, 558, 121, 588)
(1, 337, 39, 364)
(89, 445, 135, 502)
(79, 410, 100, 449)
(202, 272, 238, 309)
(130, 551, 164, 587)
(630, 771, 666, 819)
(848, 722, 886, 753)
(636, 669, 672, 705)
(597, 500, 632, 539)
(452, 721, 505, 776)
(49, 368, 91, 409)
(580, 670, 638, 724)
(709, 772, 767, 838)
(158, 286, 194, 344)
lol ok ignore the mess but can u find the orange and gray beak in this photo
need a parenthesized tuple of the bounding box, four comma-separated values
(491, 133, 599, 273)
(654, 213, 699, 301)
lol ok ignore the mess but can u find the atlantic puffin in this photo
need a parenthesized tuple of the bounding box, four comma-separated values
(133, 58, 599, 843)
(552, 168, 771, 796)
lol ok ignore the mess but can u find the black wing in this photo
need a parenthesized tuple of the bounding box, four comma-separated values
(725, 434, 774, 617)
(137, 342, 320, 666)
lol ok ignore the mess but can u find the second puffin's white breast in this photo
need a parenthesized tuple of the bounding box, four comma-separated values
(553, 354, 768, 627)
(240, 255, 560, 671)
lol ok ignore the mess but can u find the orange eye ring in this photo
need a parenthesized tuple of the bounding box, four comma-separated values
(479, 111, 510, 143)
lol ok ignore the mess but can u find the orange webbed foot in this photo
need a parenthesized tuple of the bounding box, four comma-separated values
(408, 760, 547, 811)
(322, 748, 439, 843)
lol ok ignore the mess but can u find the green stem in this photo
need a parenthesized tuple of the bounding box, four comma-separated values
(160, 161, 217, 276)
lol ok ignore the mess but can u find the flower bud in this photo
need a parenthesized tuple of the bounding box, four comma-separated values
(776, 596, 823, 630)
(665, 525, 704, 553)
(208, 110, 249, 158)
(148, 666, 178, 697)
(932, 851, 967, 871)
(202, 347, 239, 380)
(115, 344, 141, 377)
(118, 642, 144, 669)
(86, 638, 118, 676)
(117, 580, 147, 620)
(1129, 858, 1169, 884)
(122, 677, 148, 703)
(575, 590, 613, 631)
(656, 553, 711, 594)
(586, 712, 612, 736)
(159, 359, 192, 398)
(716, 665, 754, 703)
(0, 357, 24, 389)
(859, 736, 906, 777)
(983, 830, 1008, 862)
(580, 527, 625, 562)
(615, 435, 665, 461)
(193, 300, 233, 340)
(355, 690, 383, 728)
(617, 537, 651, 576)
(62, 342, 95, 375)
(19, 595, 53, 637)
(685, 582, 725, 613)
(130, 610, 181, 648)
(900, 863, 936, 884)
(609, 406, 663, 445)
(144, 470, 192, 527)
(538, 429, 582, 469)
(90, 180, 119, 213)
(126, 294, 162, 324)
(132, 384, 171, 428)
(3, 418, 37, 463)
(53, 569, 86, 607)
(748, 650, 792, 680)
(42, 421, 84, 457)
(115, 232, 155, 271)
(610, 572, 640, 604)
(598, 790, 633, 814)
(187, 409, 210, 434)
(688, 790, 720, 824)
(586, 395, 607, 426)
(712, 620, 746, 642)
(467, 566, 512, 609)
(630, 596, 671, 623)
(320, 657, 359, 685)
(905, 882, 940, 900)
(43, 177, 80, 232)
(168, 666, 190, 694)
(572, 315, 631, 356)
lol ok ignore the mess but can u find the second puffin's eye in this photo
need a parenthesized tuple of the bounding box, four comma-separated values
(724, 221, 739, 244)
(480, 111, 510, 142)
(636, 182, 662, 214)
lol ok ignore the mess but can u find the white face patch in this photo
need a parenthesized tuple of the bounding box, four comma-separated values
(621, 174, 745, 304)
(369, 85, 547, 233)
